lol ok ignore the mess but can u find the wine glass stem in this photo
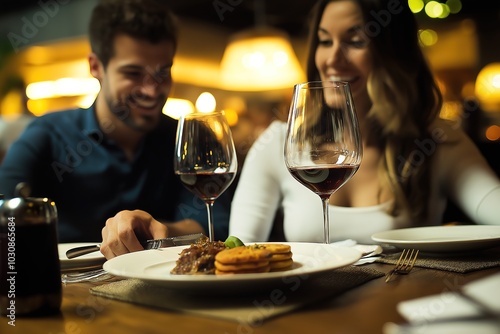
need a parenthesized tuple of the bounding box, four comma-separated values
(205, 201, 215, 242)
(321, 198, 330, 244)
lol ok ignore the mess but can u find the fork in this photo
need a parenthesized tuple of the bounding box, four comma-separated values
(385, 249, 419, 283)
(61, 269, 113, 284)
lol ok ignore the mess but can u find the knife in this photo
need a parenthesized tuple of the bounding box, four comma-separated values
(65, 233, 205, 259)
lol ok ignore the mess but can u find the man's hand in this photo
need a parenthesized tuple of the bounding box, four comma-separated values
(100, 210, 168, 259)
(100, 209, 205, 259)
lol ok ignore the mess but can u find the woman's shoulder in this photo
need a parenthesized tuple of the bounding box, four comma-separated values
(253, 120, 287, 144)
(428, 118, 468, 144)
(244, 120, 287, 162)
(429, 118, 489, 172)
(265, 119, 287, 133)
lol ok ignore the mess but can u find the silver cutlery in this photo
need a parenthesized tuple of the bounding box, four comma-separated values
(65, 233, 205, 259)
(61, 269, 112, 284)
(385, 249, 419, 282)
(61, 233, 205, 283)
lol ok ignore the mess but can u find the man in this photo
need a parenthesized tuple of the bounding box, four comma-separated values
(0, 0, 230, 258)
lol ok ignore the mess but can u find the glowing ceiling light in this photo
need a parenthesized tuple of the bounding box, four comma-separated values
(475, 63, 500, 112)
(220, 27, 305, 91)
(26, 78, 100, 99)
(195, 92, 216, 113)
(163, 98, 195, 119)
(492, 74, 500, 89)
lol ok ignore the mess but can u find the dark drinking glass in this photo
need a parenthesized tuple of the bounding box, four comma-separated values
(174, 111, 237, 241)
(284, 81, 363, 244)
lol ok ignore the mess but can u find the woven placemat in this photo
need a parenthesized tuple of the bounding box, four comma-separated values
(376, 248, 500, 273)
(90, 266, 383, 324)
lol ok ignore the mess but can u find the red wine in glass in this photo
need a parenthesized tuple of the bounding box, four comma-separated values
(174, 111, 238, 241)
(177, 172, 236, 201)
(284, 81, 363, 244)
(288, 165, 358, 200)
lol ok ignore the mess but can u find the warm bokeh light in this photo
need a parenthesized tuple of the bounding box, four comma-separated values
(26, 78, 100, 100)
(27, 99, 54, 116)
(485, 125, 500, 141)
(0, 90, 25, 118)
(475, 63, 500, 112)
(408, 0, 425, 13)
(77, 95, 98, 109)
(423, 0, 458, 18)
(425, 1, 444, 18)
(446, 0, 462, 14)
(223, 109, 239, 127)
(220, 27, 305, 91)
(438, 4, 450, 18)
(163, 98, 195, 119)
(419, 29, 439, 46)
(461, 81, 476, 99)
(439, 101, 462, 120)
(195, 92, 216, 113)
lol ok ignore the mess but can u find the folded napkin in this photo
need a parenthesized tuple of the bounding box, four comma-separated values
(330, 239, 383, 265)
(90, 266, 383, 324)
(375, 247, 500, 273)
(384, 272, 500, 334)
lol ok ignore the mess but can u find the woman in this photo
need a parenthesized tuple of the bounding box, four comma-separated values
(229, 0, 500, 243)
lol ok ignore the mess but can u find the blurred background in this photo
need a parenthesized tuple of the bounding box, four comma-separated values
(0, 0, 499, 166)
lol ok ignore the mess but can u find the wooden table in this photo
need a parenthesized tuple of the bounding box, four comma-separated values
(2, 263, 499, 334)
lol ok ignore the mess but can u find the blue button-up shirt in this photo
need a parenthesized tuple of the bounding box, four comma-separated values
(0, 106, 230, 242)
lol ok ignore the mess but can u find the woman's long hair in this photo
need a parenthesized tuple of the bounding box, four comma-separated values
(305, 0, 443, 221)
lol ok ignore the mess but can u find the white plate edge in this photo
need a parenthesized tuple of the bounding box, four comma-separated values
(103, 242, 362, 283)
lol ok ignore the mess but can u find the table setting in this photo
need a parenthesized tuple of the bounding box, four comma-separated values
(88, 240, 385, 324)
(2, 225, 498, 334)
(52, 225, 500, 331)
(57, 224, 500, 326)
(5, 102, 498, 332)
(372, 225, 500, 274)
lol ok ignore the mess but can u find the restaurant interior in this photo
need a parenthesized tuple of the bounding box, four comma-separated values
(0, 0, 499, 164)
(1, 2, 500, 333)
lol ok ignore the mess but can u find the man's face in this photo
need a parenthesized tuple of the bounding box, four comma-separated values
(92, 33, 175, 133)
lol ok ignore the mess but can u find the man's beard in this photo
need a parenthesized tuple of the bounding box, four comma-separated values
(107, 95, 159, 133)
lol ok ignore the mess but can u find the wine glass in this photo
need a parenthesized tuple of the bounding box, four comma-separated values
(284, 81, 363, 244)
(174, 111, 237, 242)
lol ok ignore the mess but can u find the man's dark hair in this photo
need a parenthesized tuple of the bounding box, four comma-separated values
(89, 0, 178, 68)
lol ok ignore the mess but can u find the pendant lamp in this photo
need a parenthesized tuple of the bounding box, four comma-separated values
(219, 0, 305, 91)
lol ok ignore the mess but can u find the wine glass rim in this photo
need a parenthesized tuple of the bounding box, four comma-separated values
(181, 110, 226, 119)
(294, 80, 350, 89)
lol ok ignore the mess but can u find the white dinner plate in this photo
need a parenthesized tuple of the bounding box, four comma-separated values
(58, 242, 106, 272)
(371, 225, 500, 253)
(103, 242, 361, 292)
